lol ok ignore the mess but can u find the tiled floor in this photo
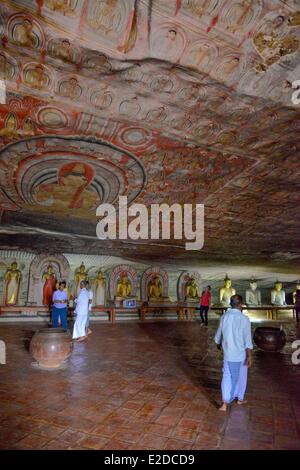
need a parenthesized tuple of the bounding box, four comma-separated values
(0, 320, 299, 450)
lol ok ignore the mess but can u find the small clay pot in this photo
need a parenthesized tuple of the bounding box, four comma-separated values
(253, 326, 286, 352)
(30, 327, 73, 369)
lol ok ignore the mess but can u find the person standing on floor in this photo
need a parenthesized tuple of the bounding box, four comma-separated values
(214, 294, 253, 412)
(52, 282, 68, 329)
(72, 280, 89, 342)
(199, 285, 212, 326)
(85, 280, 93, 336)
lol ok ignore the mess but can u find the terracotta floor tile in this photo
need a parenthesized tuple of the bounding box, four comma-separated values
(164, 438, 193, 450)
(15, 434, 51, 449)
(77, 434, 109, 450)
(0, 321, 299, 451)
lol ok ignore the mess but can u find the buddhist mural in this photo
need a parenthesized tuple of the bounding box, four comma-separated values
(0, 0, 299, 264)
(0, 136, 146, 222)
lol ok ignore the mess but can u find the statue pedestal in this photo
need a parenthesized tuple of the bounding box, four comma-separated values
(148, 297, 170, 304)
(185, 297, 199, 304)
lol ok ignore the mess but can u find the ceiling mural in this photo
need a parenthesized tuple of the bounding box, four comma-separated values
(0, 0, 299, 267)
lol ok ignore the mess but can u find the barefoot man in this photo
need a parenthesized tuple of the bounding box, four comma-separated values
(85, 280, 93, 336)
(72, 280, 89, 342)
(214, 294, 253, 411)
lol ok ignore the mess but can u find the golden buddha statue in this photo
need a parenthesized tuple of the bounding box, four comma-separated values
(74, 262, 88, 297)
(219, 274, 236, 307)
(148, 275, 170, 302)
(4, 262, 21, 306)
(116, 274, 132, 299)
(271, 281, 286, 306)
(293, 281, 300, 304)
(148, 276, 163, 300)
(185, 278, 200, 301)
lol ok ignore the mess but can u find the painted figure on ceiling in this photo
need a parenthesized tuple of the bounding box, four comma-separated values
(288, 11, 300, 27)
(31, 162, 99, 218)
(3, 262, 21, 306)
(44, 0, 74, 14)
(88, 0, 122, 36)
(223, 0, 257, 34)
(23, 64, 49, 90)
(119, 96, 141, 117)
(0, 54, 14, 80)
(58, 77, 82, 100)
(51, 39, 76, 63)
(0, 114, 19, 140)
(42, 264, 57, 306)
(183, 0, 215, 18)
(21, 118, 35, 137)
(91, 87, 113, 109)
(154, 29, 182, 61)
(14, 18, 37, 48)
(253, 15, 299, 70)
(145, 106, 167, 123)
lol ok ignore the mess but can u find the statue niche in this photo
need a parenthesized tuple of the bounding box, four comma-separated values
(185, 277, 200, 302)
(116, 273, 133, 299)
(42, 264, 57, 307)
(27, 254, 70, 306)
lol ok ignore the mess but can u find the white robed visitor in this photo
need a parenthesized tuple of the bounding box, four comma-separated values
(72, 287, 89, 339)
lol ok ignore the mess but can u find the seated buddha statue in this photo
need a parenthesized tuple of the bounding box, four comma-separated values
(271, 281, 286, 306)
(245, 279, 262, 306)
(185, 278, 200, 301)
(148, 276, 169, 301)
(219, 274, 236, 307)
(116, 274, 132, 299)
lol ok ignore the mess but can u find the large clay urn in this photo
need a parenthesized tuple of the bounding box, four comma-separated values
(30, 328, 73, 369)
(253, 326, 286, 352)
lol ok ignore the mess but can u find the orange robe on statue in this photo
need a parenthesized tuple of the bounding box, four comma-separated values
(43, 275, 57, 306)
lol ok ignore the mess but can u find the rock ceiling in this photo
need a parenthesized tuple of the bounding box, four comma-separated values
(0, 0, 300, 269)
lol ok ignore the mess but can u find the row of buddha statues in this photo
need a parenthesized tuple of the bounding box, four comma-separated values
(1, 262, 298, 308)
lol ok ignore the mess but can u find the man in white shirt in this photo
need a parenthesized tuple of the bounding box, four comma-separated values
(72, 280, 90, 342)
(85, 281, 93, 336)
(214, 294, 253, 411)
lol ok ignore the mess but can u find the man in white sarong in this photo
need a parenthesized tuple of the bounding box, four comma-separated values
(72, 280, 89, 342)
(85, 281, 93, 336)
(214, 294, 253, 412)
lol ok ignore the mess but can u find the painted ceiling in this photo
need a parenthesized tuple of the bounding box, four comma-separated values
(0, 0, 300, 269)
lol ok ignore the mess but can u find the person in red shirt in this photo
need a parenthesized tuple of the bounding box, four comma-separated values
(200, 286, 212, 326)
